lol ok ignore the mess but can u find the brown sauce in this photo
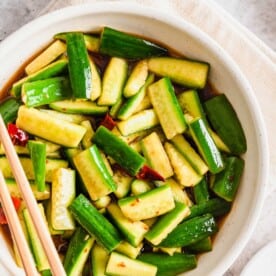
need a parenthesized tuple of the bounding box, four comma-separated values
(0, 225, 14, 257)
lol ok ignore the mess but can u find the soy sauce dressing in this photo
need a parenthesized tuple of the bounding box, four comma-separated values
(0, 29, 225, 270)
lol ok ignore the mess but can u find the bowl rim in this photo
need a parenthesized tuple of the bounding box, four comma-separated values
(0, 2, 269, 275)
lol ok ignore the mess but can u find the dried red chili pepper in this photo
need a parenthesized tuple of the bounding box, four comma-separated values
(137, 165, 165, 181)
(7, 123, 29, 146)
(100, 113, 116, 130)
(0, 196, 21, 225)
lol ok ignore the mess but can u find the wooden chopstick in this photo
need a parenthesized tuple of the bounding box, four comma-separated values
(0, 115, 66, 276)
(0, 170, 38, 275)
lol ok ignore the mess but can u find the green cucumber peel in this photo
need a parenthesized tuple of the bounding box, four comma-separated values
(66, 32, 92, 99)
(69, 194, 122, 252)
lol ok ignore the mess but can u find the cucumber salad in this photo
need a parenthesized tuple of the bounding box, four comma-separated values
(0, 26, 247, 275)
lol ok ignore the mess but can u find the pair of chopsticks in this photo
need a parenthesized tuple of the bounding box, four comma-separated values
(0, 115, 66, 276)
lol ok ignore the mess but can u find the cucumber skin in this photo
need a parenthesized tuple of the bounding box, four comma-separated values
(193, 178, 210, 204)
(212, 156, 245, 202)
(204, 94, 247, 155)
(159, 214, 218, 247)
(148, 77, 187, 139)
(11, 59, 68, 97)
(63, 227, 94, 276)
(28, 141, 46, 192)
(138, 253, 197, 276)
(23, 77, 71, 107)
(66, 33, 92, 99)
(92, 126, 145, 176)
(69, 194, 122, 252)
(187, 198, 231, 220)
(99, 27, 168, 59)
(189, 118, 224, 174)
(0, 97, 20, 124)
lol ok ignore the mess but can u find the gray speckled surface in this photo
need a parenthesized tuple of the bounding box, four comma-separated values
(0, 0, 48, 42)
(0, 1, 275, 275)
(0, 0, 275, 50)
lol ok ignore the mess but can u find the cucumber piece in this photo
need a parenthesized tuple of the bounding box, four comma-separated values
(49, 99, 108, 115)
(123, 60, 148, 97)
(112, 168, 133, 199)
(0, 144, 29, 155)
(141, 132, 174, 179)
(165, 143, 202, 187)
(138, 252, 197, 276)
(209, 128, 231, 153)
(153, 247, 182, 257)
(204, 94, 247, 154)
(69, 194, 122, 252)
(118, 73, 154, 120)
(117, 109, 159, 136)
(189, 118, 224, 174)
(118, 184, 175, 221)
(16, 106, 86, 147)
(171, 134, 208, 175)
(51, 168, 76, 230)
(63, 227, 95, 276)
(32, 137, 60, 153)
(134, 94, 152, 113)
(187, 198, 231, 220)
(193, 178, 210, 204)
(11, 59, 68, 97)
(45, 200, 64, 235)
(66, 32, 92, 99)
(212, 156, 245, 202)
(73, 145, 117, 201)
(165, 178, 193, 207)
(145, 201, 190, 246)
(55, 32, 100, 52)
(177, 90, 206, 121)
(39, 109, 88, 124)
(0, 156, 68, 182)
(40, 269, 52, 276)
(116, 241, 143, 259)
(160, 214, 218, 247)
(89, 56, 102, 101)
(0, 97, 21, 124)
(93, 126, 146, 176)
(99, 26, 167, 59)
(80, 120, 94, 149)
(5, 178, 50, 200)
(25, 40, 66, 75)
(186, 237, 212, 253)
(106, 252, 157, 276)
(83, 34, 100, 52)
(93, 195, 112, 209)
(98, 57, 128, 105)
(22, 77, 71, 107)
(148, 57, 209, 89)
(131, 179, 153, 195)
(28, 140, 46, 192)
(63, 148, 88, 196)
(148, 77, 186, 139)
(184, 113, 230, 153)
(109, 97, 124, 118)
(107, 202, 149, 247)
(23, 204, 50, 271)
(91, 243, 110, 276)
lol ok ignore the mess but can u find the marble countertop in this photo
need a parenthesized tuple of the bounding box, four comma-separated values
(0, 0, 275, 275)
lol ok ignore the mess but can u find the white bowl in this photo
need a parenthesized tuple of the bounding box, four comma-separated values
(0, 3, 268, 275)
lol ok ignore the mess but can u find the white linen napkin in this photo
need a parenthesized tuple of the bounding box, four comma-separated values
(41, 0, 276, 192)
